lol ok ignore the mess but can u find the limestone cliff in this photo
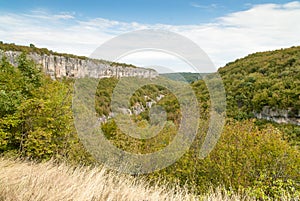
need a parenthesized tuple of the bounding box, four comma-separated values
(0, 50, 158, 79)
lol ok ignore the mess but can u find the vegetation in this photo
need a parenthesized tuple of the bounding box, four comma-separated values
(0, 158, 258, 201)
(95, 77, 181, 123)
(101, 117, 300, 199)
(160, 72, 208, 83)
(0, 41, 87, 60)
(94, 78, 299, 200)
(94, 46, 300, 200)
(0, 41, 137, 68)
(0, 54, 93, 163)
(218, 46, 300, 119)
(0, 46, 300, 200)
(187, 46, 300, 144)
(151, 120, 299, 197)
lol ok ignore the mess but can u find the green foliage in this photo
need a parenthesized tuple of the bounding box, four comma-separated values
(101, 119, 177, 154)
(254, 119, 300, 146)
(0, 57, 23, 116)
(95, 76, 182, 123)
(95, 77, 118, 116)
(0, 54, 93, 164)
(218, 46, 300, 116)
(94, 74, 299, 199)
(201, 120, 299, 191)
(17, 52, 42, 91)
(246, 172, 300, 200)
(94, 74, 299, 198)
(147, 120, 300, 199)
(190, 46, 300, 145)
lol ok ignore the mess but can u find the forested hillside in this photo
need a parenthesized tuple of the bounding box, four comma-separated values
(218, 46, 300, 119)
(217, 46, 300, 145)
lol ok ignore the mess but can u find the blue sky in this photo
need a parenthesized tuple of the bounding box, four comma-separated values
(0, 0, 293, 24)
(0, 1, 300, 72)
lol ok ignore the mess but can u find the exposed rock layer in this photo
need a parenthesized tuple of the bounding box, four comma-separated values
(0, 50, 158, 79)
(254, 106, 300, 126)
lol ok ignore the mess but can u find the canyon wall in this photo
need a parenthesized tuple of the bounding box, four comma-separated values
(0, 50, 158, 79)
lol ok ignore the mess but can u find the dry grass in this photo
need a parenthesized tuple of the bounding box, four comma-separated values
(0, 158, 252, 201)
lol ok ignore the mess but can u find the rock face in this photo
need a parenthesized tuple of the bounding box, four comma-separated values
(254, 106, 300, 126)
(98, 94, 165, 124)
(0, 50, 158, 79)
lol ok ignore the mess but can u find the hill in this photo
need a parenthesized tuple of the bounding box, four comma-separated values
(217, 46, 300, 122)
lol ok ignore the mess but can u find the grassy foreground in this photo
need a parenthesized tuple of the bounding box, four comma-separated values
(0, 158, 255, 201)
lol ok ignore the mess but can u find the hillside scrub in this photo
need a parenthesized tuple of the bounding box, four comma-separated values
(142, 119, 300, 200)
(0, 158, 255, 201)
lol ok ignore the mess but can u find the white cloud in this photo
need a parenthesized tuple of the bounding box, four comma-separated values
(0, 2, 299, 72)
(118, 51, 197, 73)
(190, 2, 218, 9)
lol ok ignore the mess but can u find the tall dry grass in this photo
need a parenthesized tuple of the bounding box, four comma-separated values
(0, 158, 252, 201)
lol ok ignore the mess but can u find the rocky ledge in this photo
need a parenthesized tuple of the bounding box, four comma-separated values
(0, 50, 158, 79)
(254, 106, 300, 126)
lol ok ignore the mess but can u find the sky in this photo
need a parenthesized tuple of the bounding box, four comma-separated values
(0, 0, 300, 72)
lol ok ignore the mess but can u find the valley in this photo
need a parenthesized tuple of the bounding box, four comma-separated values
(0, 43, 299, 200)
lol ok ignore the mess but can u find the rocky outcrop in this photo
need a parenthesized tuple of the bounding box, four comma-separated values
(254, 106, 300, 126)
(98, 94, 165, 124)
(0, 50, 158, 79)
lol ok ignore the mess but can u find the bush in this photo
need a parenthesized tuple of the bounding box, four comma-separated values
(0, 54, 93, 164)
(147, 119, 300, 199)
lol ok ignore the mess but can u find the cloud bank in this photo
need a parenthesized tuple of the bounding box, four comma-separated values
(0, 1, 299, 72)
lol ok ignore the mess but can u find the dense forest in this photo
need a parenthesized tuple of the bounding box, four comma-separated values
(219, 46, 300, 119)
(0, 45, 300, 200)
(217, 46, 300, 145)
